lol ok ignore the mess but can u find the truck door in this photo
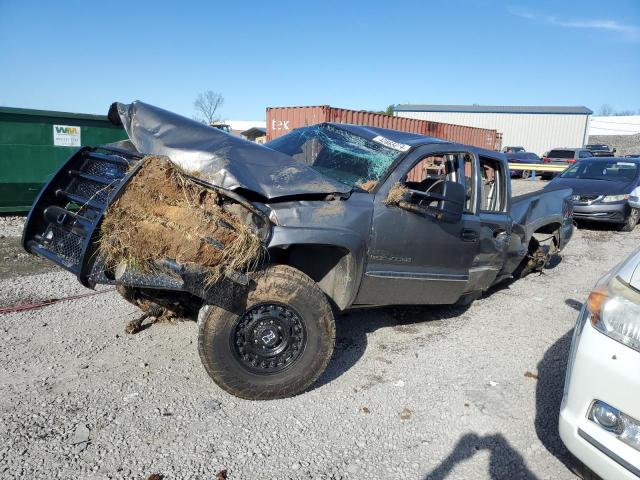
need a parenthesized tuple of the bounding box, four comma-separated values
(466, 154, 513, 291)
(354, 149, 481, 306)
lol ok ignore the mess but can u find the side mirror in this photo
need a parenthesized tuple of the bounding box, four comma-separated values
(612, 148, 617, 153)
(398, 180, 465, 223)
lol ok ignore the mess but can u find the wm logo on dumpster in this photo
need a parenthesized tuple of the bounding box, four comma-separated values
(53, 124, 81, 147)
(55, 126, 79, 135)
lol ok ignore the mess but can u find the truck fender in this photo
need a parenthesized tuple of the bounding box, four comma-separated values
(267, 226, 366, 310)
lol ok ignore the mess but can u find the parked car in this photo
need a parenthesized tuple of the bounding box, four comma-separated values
(546, 157, 640, 231)
(543, 148, 594, 165)
(586, 144, 616, 157)
(505, 152, 542, 179)
(502, 146, 526, 153)
(22, 101, 575, 400)
(560, 247, 640, 480)
(542, 148, 595, 179)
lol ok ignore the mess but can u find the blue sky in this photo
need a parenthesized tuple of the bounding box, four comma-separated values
(1, 0, 638, 120)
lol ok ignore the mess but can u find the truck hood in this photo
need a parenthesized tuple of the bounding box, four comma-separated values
(109, 101, 351, 200)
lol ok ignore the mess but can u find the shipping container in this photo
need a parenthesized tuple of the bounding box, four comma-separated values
(0, 107, 127, 213)
(266, 105, 499, 150)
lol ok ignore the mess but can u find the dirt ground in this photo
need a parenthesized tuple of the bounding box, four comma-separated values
(1, 179, 638, 479)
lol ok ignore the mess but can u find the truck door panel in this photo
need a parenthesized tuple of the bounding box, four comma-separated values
(469, 155, 513, 289)
(355, 149, 480, 306)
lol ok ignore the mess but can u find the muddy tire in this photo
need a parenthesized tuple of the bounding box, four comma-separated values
(619, 207, 640, 232)
(197, 264, 335, 400)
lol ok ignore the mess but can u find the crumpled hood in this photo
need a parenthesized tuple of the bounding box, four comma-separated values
(109, 101, 351, 200)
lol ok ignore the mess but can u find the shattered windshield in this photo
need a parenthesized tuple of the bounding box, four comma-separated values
(265, 124, 404, 188)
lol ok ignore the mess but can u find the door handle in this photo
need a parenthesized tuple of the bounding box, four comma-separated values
(461, 229, 479, 242)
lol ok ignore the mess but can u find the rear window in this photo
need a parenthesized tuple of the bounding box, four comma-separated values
(547, 150, 575, 159)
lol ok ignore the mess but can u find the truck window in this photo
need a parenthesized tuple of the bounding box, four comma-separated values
(403, 153, 458, 193)
(462, 153, 475, 213)
(403, 152, 477, 213)
(479, 156, 505, 212)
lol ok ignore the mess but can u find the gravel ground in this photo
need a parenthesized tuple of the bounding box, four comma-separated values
(1, 179, 638, 479)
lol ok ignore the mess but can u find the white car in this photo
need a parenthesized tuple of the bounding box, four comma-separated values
(560, 248, 640, 479)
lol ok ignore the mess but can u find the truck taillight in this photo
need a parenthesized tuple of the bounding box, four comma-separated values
(567, 159, 576, 164)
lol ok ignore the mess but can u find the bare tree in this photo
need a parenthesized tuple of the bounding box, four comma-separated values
(194, 91, 224, 124)
(597, 104, 614, 116)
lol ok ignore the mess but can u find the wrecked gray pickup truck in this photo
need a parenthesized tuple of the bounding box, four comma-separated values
(23, 101, 574, 400)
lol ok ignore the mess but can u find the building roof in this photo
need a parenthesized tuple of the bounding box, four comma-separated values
(394, 104, 593, 115)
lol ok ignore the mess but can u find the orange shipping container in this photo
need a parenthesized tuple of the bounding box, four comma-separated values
(266, 105, 499, 151)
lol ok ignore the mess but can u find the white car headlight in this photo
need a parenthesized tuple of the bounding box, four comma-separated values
(586, 276, 640, 353)
(601, 194, 629, 203)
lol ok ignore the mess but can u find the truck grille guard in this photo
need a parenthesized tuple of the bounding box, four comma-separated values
(22, 146, 267, 311)
(22, 146, 146, 287)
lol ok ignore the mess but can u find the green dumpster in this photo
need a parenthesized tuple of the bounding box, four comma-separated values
(0, 106, 127, 213)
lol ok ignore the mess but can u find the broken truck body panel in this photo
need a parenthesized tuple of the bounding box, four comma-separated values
(22, 101, 575, 399)
(109, 101, 351, 200)
(23, 101, 574, 312)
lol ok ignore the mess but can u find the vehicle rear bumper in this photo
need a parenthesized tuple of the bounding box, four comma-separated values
(573, 203, 628, 223)
(560, 312, 640, 480)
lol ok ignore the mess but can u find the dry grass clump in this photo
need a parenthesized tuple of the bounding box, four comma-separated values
(358, 180, 378, 192)
(99, 156, 262, 282)
(384, 182, 409, 206)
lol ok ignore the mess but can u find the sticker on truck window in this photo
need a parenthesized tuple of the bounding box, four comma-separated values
(53, 125, 81, 147)
(372, 135, 411, 152)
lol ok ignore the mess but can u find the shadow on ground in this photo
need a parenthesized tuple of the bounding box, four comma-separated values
(424, 432, 539, 479)
(314, 303, 469, 389)
(421, 317, 580, 479)
(534, 322, 579, 474)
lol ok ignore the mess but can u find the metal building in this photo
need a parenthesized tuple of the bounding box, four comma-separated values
(394, 105, 592, 155)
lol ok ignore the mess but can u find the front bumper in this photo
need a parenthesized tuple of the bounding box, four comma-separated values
(560, 309, 640, 479)
(573, 202, 629, 223)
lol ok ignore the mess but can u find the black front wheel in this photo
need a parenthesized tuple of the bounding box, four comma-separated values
(197, 265, 335, 400)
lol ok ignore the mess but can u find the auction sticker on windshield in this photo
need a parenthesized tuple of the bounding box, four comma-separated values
(372, 136, 411, 152)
